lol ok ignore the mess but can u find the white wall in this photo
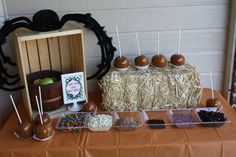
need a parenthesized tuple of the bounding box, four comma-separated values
(0, 0, 230, 127)
(4, 0, 230, 93)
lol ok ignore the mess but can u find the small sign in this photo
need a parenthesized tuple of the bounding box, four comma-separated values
(61, 72, 86, 104)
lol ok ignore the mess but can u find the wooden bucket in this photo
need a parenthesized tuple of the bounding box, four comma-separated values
(27, 70, 63, 111)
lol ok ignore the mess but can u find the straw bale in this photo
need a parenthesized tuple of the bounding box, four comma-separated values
(99, 63, 202, 111)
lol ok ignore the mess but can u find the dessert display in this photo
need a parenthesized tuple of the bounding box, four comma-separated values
(15, 121, 34, 138)
(100, 28, 201, 111)
(7, 23, 233, 147)
(87, 114, 113, 131)
(115, 117, 141, 131)
(206, 98, 221, 107)
(56, 113, 87, 131)
(151, 54, 167, 68)
(170, 54, 185, 66)
(146, 119, 165, 129)
(114, 56, 130, 70)
(134, 55, 149, 69)
(83, 101, 97, 112)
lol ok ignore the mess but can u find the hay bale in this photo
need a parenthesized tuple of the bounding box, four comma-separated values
(99, 63, 202, 111)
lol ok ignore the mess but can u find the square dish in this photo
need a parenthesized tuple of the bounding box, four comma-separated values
(168, 109, 200, 128)
(144, 110, 171, 129)
(56, 112, 89, 132)
(86, 112, 113, 132)
(195, 107, 230, 127)
(113, 111, 144, 131)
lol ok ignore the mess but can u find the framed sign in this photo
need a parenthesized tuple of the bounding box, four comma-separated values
(61, 72, 86, 104)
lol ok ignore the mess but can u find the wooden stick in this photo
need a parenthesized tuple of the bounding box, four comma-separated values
(135, 32, 141, 56)
(38, 86, 43, 115)
(115, 25, 122, 58)
(178, 28, 181, 55)
(35, 95, 43, 124)
(157, 31, 160, 56)
(209, 71, 215, 99)
(94, 106, 97, 115)
(10, 95, 22, 124)
(85, 95, 88, 103)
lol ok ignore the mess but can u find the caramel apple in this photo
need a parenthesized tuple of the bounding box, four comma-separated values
(83, 101, 97, 112)
(134, 55, 149, 69)
(152, 54, 167, 68)
(114, 56, 129, 69)
(34, 113, 51, 125)
(170, 54, 185, 66)
(15, 121, 33, 138)
(206, 98, 221, 107)
(35, 123, 54, 139)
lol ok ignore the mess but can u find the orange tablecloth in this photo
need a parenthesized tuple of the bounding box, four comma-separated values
(1, 89, 236, 157)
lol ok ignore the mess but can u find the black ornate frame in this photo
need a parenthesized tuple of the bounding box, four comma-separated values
(0, 10, 116, 91)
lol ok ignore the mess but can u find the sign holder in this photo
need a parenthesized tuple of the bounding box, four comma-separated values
(61, 72, 86, 111)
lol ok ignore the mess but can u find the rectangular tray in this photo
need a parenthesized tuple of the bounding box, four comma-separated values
(56, 112, 92, 132)
(113, 111, 144, 131)
(86, 112, 113, 132)
(195, 107, 231, 127)
(168, 109, 200, 128)
(144, 110, 171, 129)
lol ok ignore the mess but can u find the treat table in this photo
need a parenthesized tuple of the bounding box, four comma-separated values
(1, 88, 236, 157)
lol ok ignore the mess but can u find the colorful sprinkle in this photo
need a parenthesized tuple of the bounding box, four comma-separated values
(58, 113, 86, 128)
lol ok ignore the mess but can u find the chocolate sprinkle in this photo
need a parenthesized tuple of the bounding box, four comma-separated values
(115, 117, 141, 131)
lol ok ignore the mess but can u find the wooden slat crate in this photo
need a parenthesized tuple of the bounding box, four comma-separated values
(13, 24, 87, 119)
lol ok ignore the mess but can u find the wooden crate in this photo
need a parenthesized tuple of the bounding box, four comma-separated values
(13, 24, 87, 119)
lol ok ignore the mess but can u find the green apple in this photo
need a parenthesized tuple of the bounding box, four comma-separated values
(40, 77, 54, 85)
(33, 79, 42, 85)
